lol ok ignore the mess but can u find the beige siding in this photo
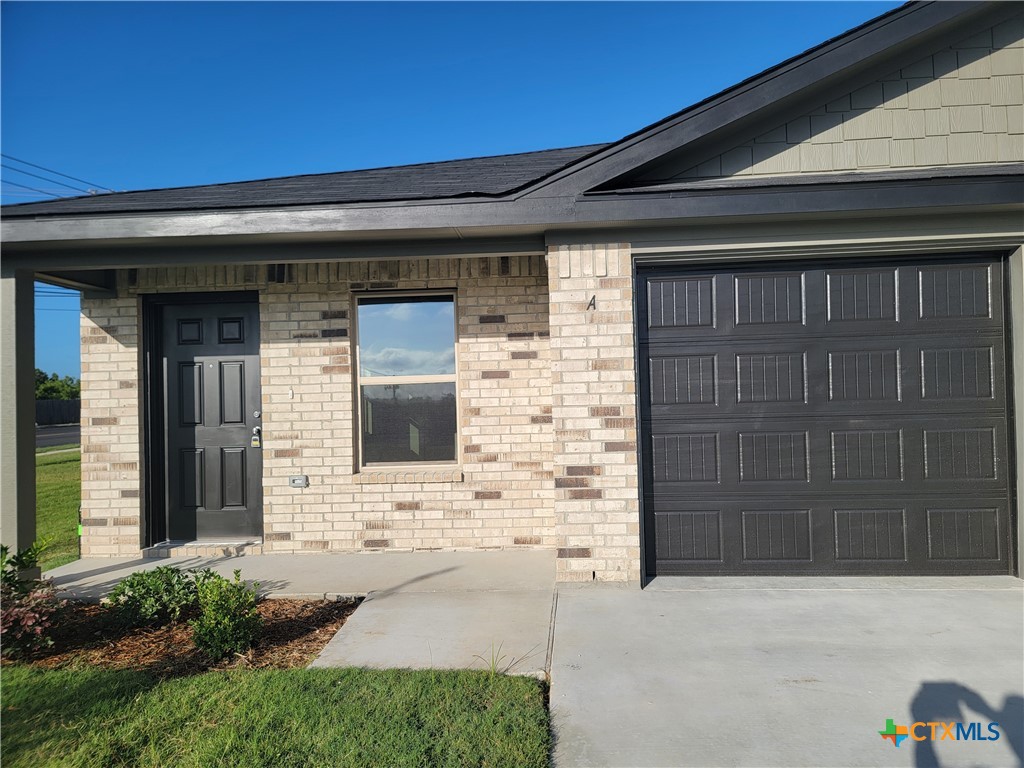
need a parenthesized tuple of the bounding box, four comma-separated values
(649, 14, 1024, 181)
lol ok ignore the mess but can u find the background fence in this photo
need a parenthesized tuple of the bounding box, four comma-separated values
(36, 399, 81, 426)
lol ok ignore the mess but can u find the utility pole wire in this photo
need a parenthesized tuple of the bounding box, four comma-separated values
(0, 153, 115, 192)
(0, 178, 61, 198)
(1, 163, 91, 194)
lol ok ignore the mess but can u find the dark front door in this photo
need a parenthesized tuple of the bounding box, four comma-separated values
(638, 254, 1013, 576)
(162, 298, 262, 540)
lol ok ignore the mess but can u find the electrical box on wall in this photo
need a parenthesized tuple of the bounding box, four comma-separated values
(289, 475, 309, 488)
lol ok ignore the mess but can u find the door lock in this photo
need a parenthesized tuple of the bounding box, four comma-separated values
(250, 425, 262, 449)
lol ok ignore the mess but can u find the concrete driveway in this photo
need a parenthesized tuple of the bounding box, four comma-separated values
(551, 577, 1023, 768)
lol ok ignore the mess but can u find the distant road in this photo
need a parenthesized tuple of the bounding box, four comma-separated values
(36, 424, 80, 449)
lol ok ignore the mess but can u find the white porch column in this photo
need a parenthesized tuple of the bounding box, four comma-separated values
(0, 266, 36, 557)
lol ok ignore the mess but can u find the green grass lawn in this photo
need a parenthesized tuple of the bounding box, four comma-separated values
(1, 666, 551, 768)
(35, 449, 81, 571)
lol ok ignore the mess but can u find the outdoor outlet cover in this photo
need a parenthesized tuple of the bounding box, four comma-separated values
(289, 475, 310, 488)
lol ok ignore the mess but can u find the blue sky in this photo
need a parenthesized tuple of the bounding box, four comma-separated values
(1, 1, 901, 378)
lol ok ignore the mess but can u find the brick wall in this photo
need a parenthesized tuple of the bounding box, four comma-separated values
(79, 256, 556, 557)
(547, 244, 641, 582)
(79, 296, 142, 555)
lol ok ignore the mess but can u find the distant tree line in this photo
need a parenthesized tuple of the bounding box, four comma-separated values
(35, 369, 80, 400)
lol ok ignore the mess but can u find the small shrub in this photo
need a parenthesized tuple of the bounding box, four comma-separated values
(104, 566, 213, 626)
(0, 542, 66, 658)
(190, 570, 262, 661)
(1, 540, 49, 594)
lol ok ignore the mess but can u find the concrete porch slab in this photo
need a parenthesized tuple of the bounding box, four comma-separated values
(45, 550, 557, 677)
(551, 579, 1024, 768)
(45, 549, 556, 601)
(310, 588, 553, 677)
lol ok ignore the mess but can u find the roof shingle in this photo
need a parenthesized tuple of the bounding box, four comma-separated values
(1, 144, 608, 218)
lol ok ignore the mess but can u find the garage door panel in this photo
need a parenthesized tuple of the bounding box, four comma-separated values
(640, 254, 1012, 576)
(648, 416, 1008, 497)
(649, 498, 1010, 574)
(646, 336, 1006, 418)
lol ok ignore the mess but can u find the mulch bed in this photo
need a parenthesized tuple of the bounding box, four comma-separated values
(6, 598, 361, 678)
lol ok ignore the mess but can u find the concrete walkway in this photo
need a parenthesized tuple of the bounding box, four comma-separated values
(47, 550, 556, 677)
(550, 577, 1024, 768)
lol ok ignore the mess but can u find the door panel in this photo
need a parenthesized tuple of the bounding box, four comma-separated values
(163, 300, 262, 540)
(639, 255, 1013, 576)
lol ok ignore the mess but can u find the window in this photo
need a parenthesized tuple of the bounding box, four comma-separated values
(356, 295, 457, 465)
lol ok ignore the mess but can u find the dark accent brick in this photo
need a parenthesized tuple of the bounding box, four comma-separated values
(274, 448, 299, 458)
(394, 501, 421, 511)
(566, 465, 601, 476)
(368, 282, 397, 290)
(568, 488, 603, 499)
(482, 371, 510, 379)
(474, 491, 502, 500)
(537, 331, 550, 338)
(558, 547, 591, 558)
(604, 441, 637, 452)
(555, 477, 590, 488)
(350, 282, 365, 290)
(321, 365, 350, 374)
(120, 489, 140, 498)
(364, 520, 392, 530)
(303, 540, 328, 550)
(80, 518, 108, 527)
(531, 415, 553, 424)
(320, 328, 348, 338)
(463, 407, 481, 417)
(511, 350, 538, 360)
(479, 315, 506, 324)
(264, 532, 292, 541)
(477, 453, 499, 463)
(112, 517, 138, 527)
(320, 310, 348, 320)
(464, 444, 481, 453)
(292, 332, 319, 339)
(589, 406, 621, 417)
(603, 417, 636, 429)
(91, 417, 117, 426)
(119, 380, 137, 389)
(507, 332, 534, 340)
(514, 536, 541, 545)
(363, 539, 391, 548)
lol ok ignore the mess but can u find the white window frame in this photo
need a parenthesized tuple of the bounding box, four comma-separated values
(353, 290, 460, 469)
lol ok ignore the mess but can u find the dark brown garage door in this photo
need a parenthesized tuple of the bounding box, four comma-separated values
(638, 255, 1013, 576)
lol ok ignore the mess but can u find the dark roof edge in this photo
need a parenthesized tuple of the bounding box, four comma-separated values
(587, 163, 1024, 195)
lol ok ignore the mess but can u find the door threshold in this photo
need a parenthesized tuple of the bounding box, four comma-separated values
(143, 539, 263, 559)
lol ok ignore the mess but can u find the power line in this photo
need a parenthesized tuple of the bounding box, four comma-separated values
(1, 163, 91, 194)
(0, 153, 115, 192)
(0, 178, 61, 198)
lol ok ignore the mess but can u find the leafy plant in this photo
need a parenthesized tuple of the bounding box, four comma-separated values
(1, 540, 50, 594)
(103, 566, 213, 626)
(1, 541, 66, 657)
(190, 570, 262, 661)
